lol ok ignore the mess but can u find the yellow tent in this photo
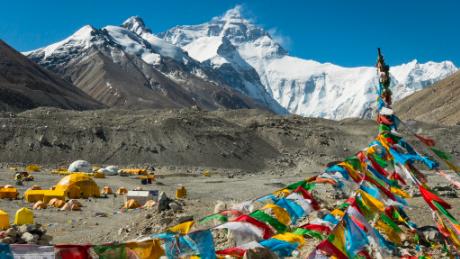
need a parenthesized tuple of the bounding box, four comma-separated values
(55, 173, 100, 199)
(24, 190, 65, 203)
(0, 186, 18, 199)
(0, 210, 9, 229)
(14, 208, 33, 225)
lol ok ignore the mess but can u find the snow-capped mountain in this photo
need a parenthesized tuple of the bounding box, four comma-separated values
(25, 17, 276, 111)
(25, 16, 286, 113)
(160, 6, 458, 119)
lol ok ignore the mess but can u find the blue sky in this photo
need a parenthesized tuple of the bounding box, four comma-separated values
(1, 0, 458, 66)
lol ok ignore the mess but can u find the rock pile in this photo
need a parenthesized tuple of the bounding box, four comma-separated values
(0, 224, 52, 245)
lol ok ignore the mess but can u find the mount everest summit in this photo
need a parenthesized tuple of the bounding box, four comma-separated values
(26, 6, 457, 119)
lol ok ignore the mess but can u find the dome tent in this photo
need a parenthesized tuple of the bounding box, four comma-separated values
(55, 173, 100, 199)
(68, 160, 92, 173)
(98, 166, 119, 176)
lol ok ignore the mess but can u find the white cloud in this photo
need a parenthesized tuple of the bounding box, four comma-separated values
(268, 27, 292, 50)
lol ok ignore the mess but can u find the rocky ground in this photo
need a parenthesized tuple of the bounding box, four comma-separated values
(0, 107, 458, 256)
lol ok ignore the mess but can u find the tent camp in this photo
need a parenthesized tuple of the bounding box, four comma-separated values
(55, 174, 100, 199)
(68, 160, 92, 173)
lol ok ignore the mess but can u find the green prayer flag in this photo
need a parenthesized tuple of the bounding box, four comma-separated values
(372, 153, 388, 168)
(430, 148, 451, 160)
(286, 180, 315, 191)
(345, 156, 362, 171)
(199, 213, 228, 224)
(93, 244, 127, 259)
(250, 210, 287, 233)
(433, 201, 459, 225)
(379, 124, 391, 133)
(356, 195, 373, 219)
(338, 202, 350, 210)
(380, 214, 401, 232)
(383, 133, 402, 143)
(293, 228, 325, 239)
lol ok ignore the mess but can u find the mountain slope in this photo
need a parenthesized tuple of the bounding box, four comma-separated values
(160, 6, 457, 119)
(26, 19, 281, 113)
(395, 71, 460, 125)
(0, 40, 103, 112)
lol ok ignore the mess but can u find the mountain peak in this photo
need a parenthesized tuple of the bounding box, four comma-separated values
(72, 25, 96, 40)
(221, 5, 245, 20)
(122, 16, 151, 34)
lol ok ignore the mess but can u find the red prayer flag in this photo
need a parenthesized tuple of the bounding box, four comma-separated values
(316, 240, 348, 259)
(419, 185, 451, 211)
(378, 115, 393, 125)
(216, 247, 246, 257)
(54, 244, 92, 259)
(415, 134, 436, 147)
(294, 186, 320, 210)
(301, 224, 332, 234)
(234, 215, 274, 239)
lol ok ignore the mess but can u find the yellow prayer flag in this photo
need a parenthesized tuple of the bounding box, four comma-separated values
(338, 162, 362, 181)
(367, 146, 376, 155)
(374, 219, 402, 244)
(262, 203, 290, 225)
(272, 232, 305, 245)
(168, 220, 194, 235)
(331, 209, 345, 218)
(390, 187, 411, 198)
(376, 134, 390, 152)
(126, 239, 164, 259)
(273, 188, 290, 197)
(330, 223, 346, 255)
(447, 225, 460, 248)
(358, 190, 385, 213)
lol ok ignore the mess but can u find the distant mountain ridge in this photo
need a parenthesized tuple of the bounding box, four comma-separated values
(0, 40, 102, 112)
(25, 6, 457, 119)
(395, 71, 460, 125)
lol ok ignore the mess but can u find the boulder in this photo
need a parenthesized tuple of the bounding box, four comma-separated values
(157, 192, 172, 212)
(21, 232, 38, 243)
(5, 228, 17, 237)
(168, 202, 183, 212)
(243, 247, 279, 259)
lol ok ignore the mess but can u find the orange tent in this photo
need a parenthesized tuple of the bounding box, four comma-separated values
(116, 187, 128, 195)
(124, 199, 140, 209)
(102, 186, 113, 195)
(33, 201, 47, 210)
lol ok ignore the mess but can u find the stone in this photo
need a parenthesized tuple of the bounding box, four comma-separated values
(27, 224, 39, 233)
(0, 236, 14, 244)
(157, 192, 172, 212)
(418, 226, 443, 244)
(118, 228, 124, 236)
(159, 217, 173, 226)
(95, 212, 108, 217)
(18, 225, 29, 234)
(168, 202, 183, 212)
(40, 234, 53, 243)
(177, 216, 194, 224)
(5, 228, 17, 237)
(243, 247, 279, 259)
(37, 239, 50, 246)
(141, 226, 152, 235)
(21, 232, 38, 243)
